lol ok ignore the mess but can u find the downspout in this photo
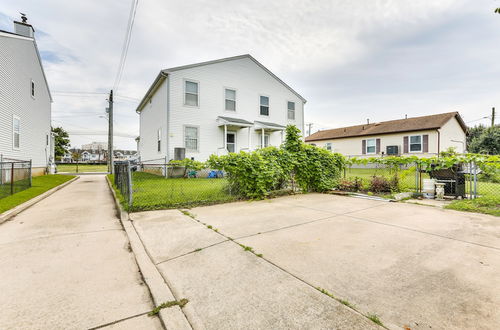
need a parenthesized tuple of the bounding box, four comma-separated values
(166, 74, 170, 162)
(437, 129, 440, 156)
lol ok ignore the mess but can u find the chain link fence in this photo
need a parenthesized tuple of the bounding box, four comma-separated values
(0, 160, 32, 199)
(113, 161, 234, 211)
(341, 160, 500, 199)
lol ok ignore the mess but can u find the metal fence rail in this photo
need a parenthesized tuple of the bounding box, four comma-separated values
(0, 160, 32, 199)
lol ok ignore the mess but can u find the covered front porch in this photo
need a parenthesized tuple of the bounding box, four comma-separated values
(216, 117, 286, 154)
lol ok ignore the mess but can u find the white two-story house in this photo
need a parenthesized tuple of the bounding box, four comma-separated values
(0, 15, 53, 175)
(136, 55, 306, 162)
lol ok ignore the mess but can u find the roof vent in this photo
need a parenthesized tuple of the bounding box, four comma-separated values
(14, 13, 34, 38)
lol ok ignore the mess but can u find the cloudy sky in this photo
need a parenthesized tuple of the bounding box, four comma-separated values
(1, 0, 499, 149)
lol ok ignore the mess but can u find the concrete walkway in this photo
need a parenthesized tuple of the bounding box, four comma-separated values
(132, 193, 500, 330)
(0, 175, 162, 330)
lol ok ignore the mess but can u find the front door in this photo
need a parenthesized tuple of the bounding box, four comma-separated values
(226, 132, 236, 153)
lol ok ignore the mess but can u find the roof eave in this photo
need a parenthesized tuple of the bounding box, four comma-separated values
(306, 127, 443, 142)
(135, 71, 168, 113)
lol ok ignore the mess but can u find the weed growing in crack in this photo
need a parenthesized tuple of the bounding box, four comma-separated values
(180, 210, 195, 219)
(194, 248, 202, 252)
(148, 298, 189, 316)
(256, 253, 263, 258)
(339, 299, 353, 308)
(207, 225, 213, 229)
(316, 287, 335, 299)
(367, 313, 383, 326)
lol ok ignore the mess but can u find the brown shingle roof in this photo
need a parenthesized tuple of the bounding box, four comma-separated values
(305, 112, 467, 142)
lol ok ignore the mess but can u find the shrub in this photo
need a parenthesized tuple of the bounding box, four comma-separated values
(208, 125, 345, 198)
(337, 177, 363, 192)
(369, 176, 392, 193)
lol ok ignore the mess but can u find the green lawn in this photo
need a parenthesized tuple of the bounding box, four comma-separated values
(57, 164, 108, 173)
(109, 172, 236, 211)
(445, 196, 500, 217)
(0, 175, 75, 214)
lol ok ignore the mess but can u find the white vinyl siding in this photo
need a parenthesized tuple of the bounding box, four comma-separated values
(184, 80, 198, 106)
(225, 88, 236, 111)
(184, 126, 199, 151)
(366, 138, 376, 154)
(287, 101, 295, 120)
(409, 135, 422, 152)
(260, 95, 269, 116)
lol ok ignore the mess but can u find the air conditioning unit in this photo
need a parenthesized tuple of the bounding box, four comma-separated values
(386, 145, 399, 155)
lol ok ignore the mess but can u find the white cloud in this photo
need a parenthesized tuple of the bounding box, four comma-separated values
(0, 0, 498, 148)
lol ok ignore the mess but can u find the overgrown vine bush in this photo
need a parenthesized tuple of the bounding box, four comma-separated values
(207, 125, 345, 198)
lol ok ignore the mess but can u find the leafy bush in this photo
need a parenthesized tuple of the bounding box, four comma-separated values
(208, 125, 345, 198)
(478, 164, 500, 183)
(368, 175, 399, 193)
(337, 177, 364, 192)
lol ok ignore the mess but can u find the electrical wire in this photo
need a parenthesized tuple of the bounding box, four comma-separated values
(113, 0, 139, 93)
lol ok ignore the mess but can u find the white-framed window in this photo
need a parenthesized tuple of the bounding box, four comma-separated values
(30, 79, 35, 98)
(409, 135, 422, 152)
(366, 138, 376, 154)
(157, 129, 161, 152)
(12, 116, 20, 149)
(325, 142, 332, 151)
(259, 133, 270, 148)
(260, 95, 269, 116)
(225, 88, 236, 111)
(184, 126, 199, 151)
(184, 80, 199, 106)
(287, 101, 295, 120)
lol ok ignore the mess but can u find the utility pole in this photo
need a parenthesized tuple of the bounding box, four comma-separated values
(108, 90, 114, 174)
(492, 107, 496, 127)
(307, 123, 313, 137)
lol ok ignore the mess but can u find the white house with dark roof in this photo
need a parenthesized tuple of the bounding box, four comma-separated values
(0, 15, 53, 175)
(305, 112, 468, 157)
(136, 54, 306, 162)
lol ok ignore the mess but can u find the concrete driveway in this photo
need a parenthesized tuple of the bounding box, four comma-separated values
(131, 193, 500, 330)
(0, 175, 162, 330)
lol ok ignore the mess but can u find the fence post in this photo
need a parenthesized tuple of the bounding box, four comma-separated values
(473, 161, 477, 199)
(127, 161, 133, 207)
(164, 156, 168, 178)
(29, 159, 32, 187)
(10, 162, 14, 195)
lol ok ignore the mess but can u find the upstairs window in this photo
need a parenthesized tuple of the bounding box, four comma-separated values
(260, 96, 269, 116)
(366, 139, 376, 154)
(287, 101, 295, 120)
(13, 116, 20, 149)
(409, 135, 422, 152)
(31, 79, 35, 98)
(185, 126, 199, 151)
(184, 80, 199, 106)
(225, 89, 236, 111)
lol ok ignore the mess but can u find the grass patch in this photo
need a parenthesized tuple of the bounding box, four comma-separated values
(445, 196, 500, 216)
(115, 172, 237, 211)
(57, 164, 108, 173)
(148, 298, 189, 316)
(367, 313, 383, 326)
(0, 175, 75, 214)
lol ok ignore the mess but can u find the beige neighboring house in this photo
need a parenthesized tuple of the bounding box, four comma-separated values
(305, 112, 467, 157)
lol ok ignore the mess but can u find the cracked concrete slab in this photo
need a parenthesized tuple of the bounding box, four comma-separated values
(131, 209, 226, 263)
(0, 176, 157, 330)
(190, 196, 334, 238)
(157, 241, 380, 329)
(237, 211, 500, 329)
(98, 314, 163, 329)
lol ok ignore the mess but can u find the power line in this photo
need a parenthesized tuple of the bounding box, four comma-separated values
(113, 0, 139, 93)
(52, 91, 107, 95)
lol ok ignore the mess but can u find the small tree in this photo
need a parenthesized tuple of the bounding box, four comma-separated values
(52, 127, 70, 161)
(469, 126, 500, 155)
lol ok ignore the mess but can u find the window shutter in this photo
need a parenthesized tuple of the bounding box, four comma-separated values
(423, 134, 429, 153)
(376, 138, 381, 154)
(403, 136, 409, 153)
(362, 140, 366, 154)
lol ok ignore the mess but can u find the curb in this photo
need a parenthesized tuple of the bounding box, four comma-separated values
(0, 176, 79, 225)
(105, 176, 192, 330)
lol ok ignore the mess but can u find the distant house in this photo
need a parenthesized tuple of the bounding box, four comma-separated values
(305, 112, 467, 157)
(136, 54, 306, 162)
(0, 15, 53, 175)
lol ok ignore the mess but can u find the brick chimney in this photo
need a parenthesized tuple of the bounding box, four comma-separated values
(14, 13, 34, 38)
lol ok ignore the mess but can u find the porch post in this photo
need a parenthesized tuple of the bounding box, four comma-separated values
(248, 127, 251, 151)
(224, 124, 227, 151)
(261, 128, 264, 148)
